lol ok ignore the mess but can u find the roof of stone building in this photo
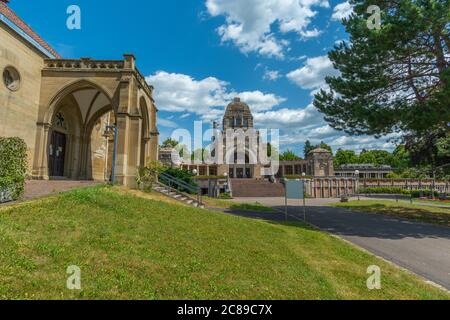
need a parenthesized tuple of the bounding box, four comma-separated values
(0, 1, 61, 58)
(224, 97, 253, 118)
(310, 147, 332, 154)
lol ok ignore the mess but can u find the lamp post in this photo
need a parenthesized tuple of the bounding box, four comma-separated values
(105, 124, 118, 185)
(355, 170, 360, 201)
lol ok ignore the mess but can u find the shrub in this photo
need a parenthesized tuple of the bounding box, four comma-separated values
(359, 187, 443, 198)
(162, 167, 197, 186)
(136, 161, 164, 191)
(219, 192, 232, 199)
(0, 137, 27, 201)
(359, 187, 409, 195)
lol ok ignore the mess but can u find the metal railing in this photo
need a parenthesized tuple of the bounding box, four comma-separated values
(158, 172, 203, 205)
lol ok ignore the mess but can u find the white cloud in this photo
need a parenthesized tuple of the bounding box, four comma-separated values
(287, 55, 339, 90)
(253, 104, 320, 129)
(146, 71, 285, 120)
(146, 71, 229, 114)
(147, 72, 395, 153)
(279, 125, 396, 153)
(158, 118, 179, 128)
(263, 69, 281, 81)
(237, 91, 286, 112)
(206, 0, 330, 58)
(299, 28, 322, 38)
(330, 135, 396, 152)
(331, 1, 353, 21)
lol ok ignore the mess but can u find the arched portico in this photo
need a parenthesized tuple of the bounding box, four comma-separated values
(32, 55, 159, 187)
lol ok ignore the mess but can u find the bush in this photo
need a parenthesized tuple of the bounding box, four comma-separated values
(359, 187, 443, 198)
(219, 192, 232, 199)
(136, 161, 164, 191)
(359, 187, 409, 195)
(0, 137, 27, 201)
(162, 167, 197, 186)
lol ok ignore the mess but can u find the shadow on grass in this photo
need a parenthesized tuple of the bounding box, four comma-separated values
(229, 203, 274, 213)
(222, 203, 450, 241)
(337, 203, 450, 228)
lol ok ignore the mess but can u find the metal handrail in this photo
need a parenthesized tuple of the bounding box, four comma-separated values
(159, 172, 203, 205)
(159, 172, 198, 193)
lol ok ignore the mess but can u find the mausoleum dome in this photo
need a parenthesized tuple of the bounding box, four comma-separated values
(223, 97, 254, 129)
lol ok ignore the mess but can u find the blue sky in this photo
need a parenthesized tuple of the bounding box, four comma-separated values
(11, 0, 396, 155)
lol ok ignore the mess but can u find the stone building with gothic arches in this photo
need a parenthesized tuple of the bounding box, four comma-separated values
(0, 2, 159, 187)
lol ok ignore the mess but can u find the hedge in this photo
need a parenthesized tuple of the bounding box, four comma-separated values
(0, 137, 28, 201)
(359, 187, 443, 198)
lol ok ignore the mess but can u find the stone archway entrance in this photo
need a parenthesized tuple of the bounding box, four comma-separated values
(41, 82, 115, 181)
(31, 55, 159, 187)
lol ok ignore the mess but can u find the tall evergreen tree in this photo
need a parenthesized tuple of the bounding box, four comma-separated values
(314, 0, 450, 139)
(303, 140, 314, 158)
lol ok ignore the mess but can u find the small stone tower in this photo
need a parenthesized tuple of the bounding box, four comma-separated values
(307, 148, 334, 177)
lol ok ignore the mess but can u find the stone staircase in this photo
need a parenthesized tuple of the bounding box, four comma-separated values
(153, 183, 205, 208)
(230, 179, 285, 198)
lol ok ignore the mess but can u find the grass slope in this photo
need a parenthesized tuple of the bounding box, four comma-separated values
(0, 186, 448, 300)
(333, 200, 450, 227)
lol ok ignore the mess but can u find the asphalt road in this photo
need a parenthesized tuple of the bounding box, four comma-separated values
(227, 197, 450, 291)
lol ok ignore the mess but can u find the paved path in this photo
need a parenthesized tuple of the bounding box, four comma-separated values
(23, 180, 101, 201)
(228, 197, 450, 290)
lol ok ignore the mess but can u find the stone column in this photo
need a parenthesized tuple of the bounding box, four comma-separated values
(32, 122, 51, 179)
(114, 114, 130, 186)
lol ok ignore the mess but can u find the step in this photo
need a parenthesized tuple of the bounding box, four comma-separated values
(154, 183, 205, 208)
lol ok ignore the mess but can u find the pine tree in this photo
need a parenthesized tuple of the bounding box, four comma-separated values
(303, 140, 314, 158)
(314, 0, 450, 137)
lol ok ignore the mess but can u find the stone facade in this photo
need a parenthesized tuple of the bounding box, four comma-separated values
(0, 4, 159, 187)
(174, 98, 335, 179)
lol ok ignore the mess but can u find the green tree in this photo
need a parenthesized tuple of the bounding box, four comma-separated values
(136, 160, 164, 191)
(318, 141, 333, 154)
(280, 149, 302, 161)
(314, 0, 450, 143)
(303, 140, 314, 158)
(266, 143, 280, 159)
(161, 138, 179, 148)
(358, 150, 392, 166)
(390, 145, 411, 171)
(191, 148, 206, 162)
(334, 149, 358, 166)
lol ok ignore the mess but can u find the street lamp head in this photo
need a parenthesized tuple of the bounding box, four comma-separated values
(192, 169, 198, 175)
(302, 172, 306, 177)
(224, 172, 228, 177)
(355, 170, 360, 176)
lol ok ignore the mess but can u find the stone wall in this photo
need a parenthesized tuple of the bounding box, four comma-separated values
(0, 24, 45, 173)
(306, 178, 357, 198)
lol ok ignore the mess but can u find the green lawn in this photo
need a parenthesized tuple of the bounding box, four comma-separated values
(0, 186, 448, 300)
(202, 197, 274, 212)
(333, 200, 450, 227)
(414, 199, 450, 207)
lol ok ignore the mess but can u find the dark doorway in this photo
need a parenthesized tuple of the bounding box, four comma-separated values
(245, 167, 251, 178)
(49, 131, 66, 177)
